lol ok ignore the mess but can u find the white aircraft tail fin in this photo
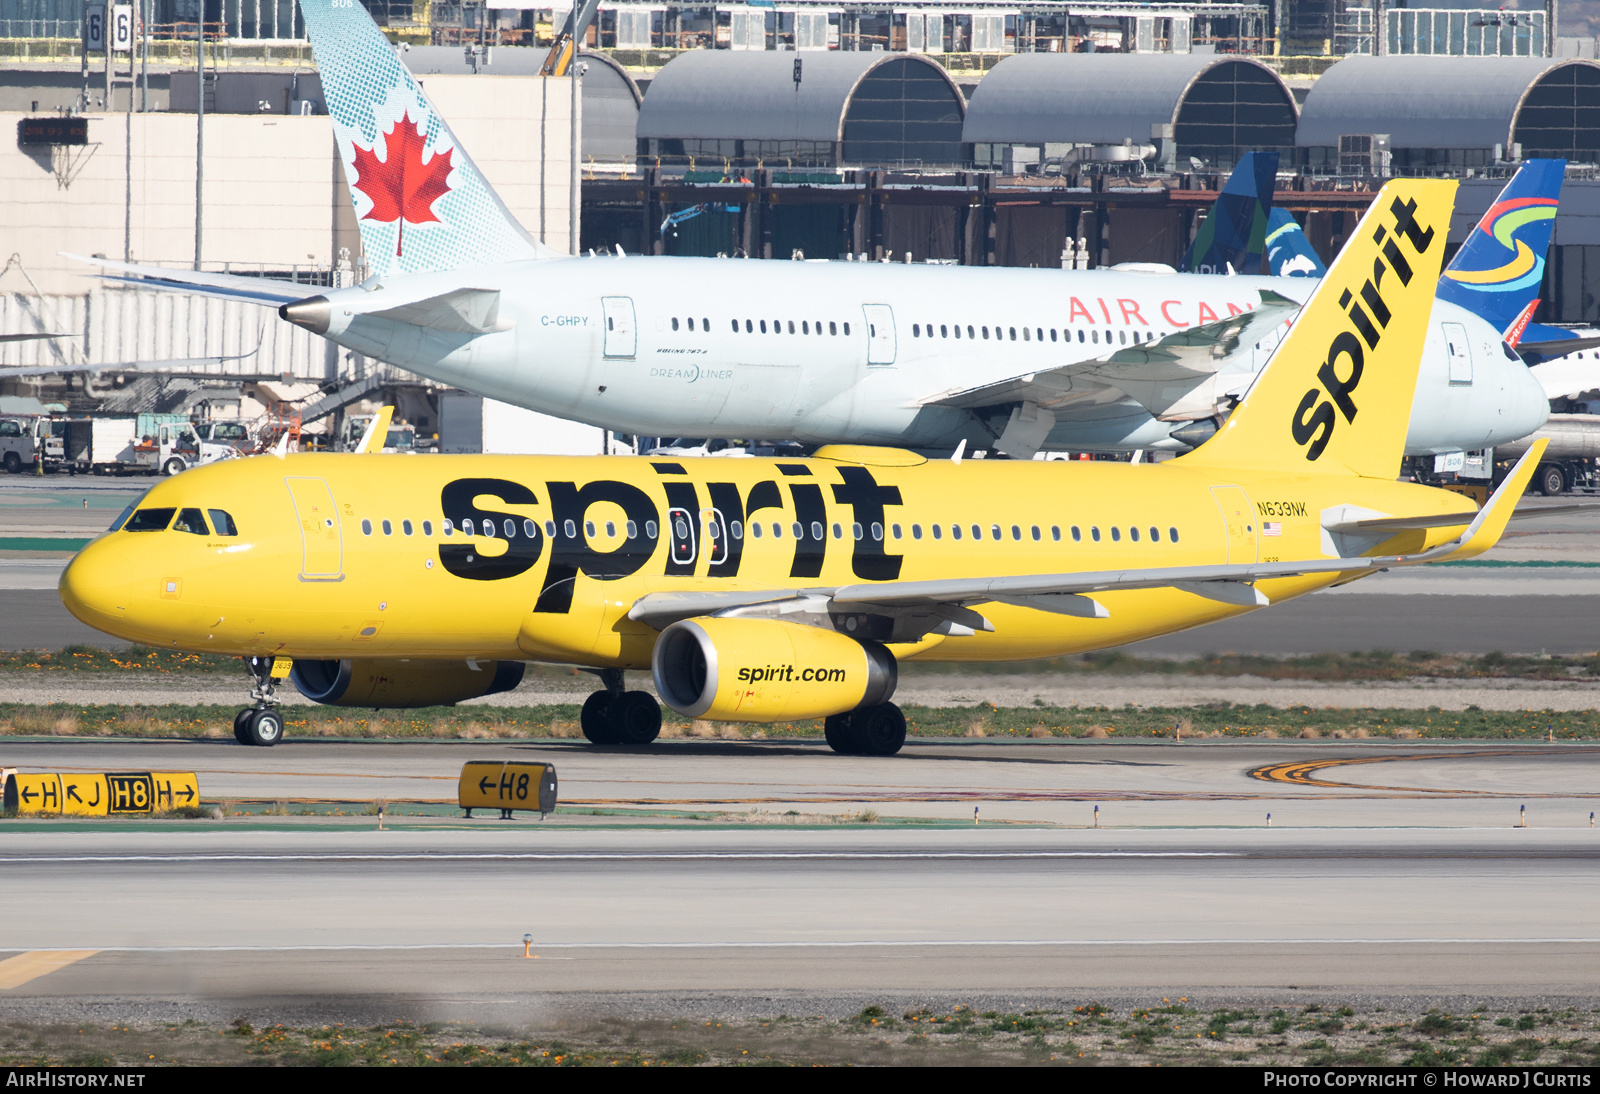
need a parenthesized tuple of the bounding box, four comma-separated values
(298, 0, 566, 279)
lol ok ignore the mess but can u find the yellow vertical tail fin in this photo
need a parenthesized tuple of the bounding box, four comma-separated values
(357, 407, 395, 454)
(1180, 179, 1457, 477)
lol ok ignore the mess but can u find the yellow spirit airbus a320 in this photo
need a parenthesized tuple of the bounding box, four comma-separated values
(61, 179, 1545, 754)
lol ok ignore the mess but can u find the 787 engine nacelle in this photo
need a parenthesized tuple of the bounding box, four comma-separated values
(651, 617, 897, 723)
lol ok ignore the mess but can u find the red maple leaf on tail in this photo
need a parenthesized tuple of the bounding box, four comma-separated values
(350, 111, 454, 257)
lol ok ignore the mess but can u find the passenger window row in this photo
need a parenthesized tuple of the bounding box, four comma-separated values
(729, 318, 850, 336)
(748, 521, 879, 542)
(910, 323, 1158, 347)
(119, 506, 238, 536)
(353, 513, 1179, 549)
(745, 520, 1181, 545)
(115, 505, 1173, 553)
(359, 517, 666, 541)
(901, 522, 1179, 544)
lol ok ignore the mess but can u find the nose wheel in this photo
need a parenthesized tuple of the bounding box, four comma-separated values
(235, 656, 286, 747)
(579, 669, 662, 746)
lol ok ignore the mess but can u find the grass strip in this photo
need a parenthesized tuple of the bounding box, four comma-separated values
(0, 537, 90, 551)
(4, 1003, 1598, 1067)
(3, 701, 1598, 740)
(6, 644, 1600, 682)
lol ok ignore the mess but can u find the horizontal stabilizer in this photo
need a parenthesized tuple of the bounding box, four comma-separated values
(63, 253, 312, 307)
(1323, 498, 1596, 537)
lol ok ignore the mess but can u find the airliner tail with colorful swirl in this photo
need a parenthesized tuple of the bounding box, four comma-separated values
(1437, 158, 1564, 342)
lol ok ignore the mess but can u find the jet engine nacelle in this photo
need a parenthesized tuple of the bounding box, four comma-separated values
(289, 658, 525, 708)
(652, 617, 896, 722)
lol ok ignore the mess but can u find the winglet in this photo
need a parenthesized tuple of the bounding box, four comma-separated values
(356, 407, 395, 454)
(1395, 439, 1549, 564)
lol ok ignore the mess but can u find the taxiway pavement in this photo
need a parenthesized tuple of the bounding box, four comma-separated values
(1, 738, 1595, 1014)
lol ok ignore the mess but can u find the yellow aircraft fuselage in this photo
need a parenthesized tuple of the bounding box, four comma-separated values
(61, 446, 1473, 668)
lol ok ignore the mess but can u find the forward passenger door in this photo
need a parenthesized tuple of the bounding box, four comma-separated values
(602, 297, 637, 359)
(863, 304, 896, 366)
(285, 477, 344, 581)
(1442, 321, 1473, 385)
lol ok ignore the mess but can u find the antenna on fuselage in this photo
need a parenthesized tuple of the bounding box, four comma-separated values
(951, 439, 967, 465)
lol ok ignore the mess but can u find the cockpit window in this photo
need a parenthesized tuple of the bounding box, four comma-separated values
(208, 509, 238, 536)
(173, 508, 210, 536)
(124, 507, 176, 532)
(109, 504, 135, 532)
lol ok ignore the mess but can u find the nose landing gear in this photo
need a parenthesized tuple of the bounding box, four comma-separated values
(579, 668, 663, 746)
(234, 656, 286, 747)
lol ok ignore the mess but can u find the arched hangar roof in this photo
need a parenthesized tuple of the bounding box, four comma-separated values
(961, 53, 1298, 158)
(637, 49, 964, 143)
(1296, 56, 1600, 154)
(401, 47, 641, 159)
(574, 51, 645, 160)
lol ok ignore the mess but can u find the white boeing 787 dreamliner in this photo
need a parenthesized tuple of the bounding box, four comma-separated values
(71, 0, 1549, 459)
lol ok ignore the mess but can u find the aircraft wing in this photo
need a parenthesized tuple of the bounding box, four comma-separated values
(1519, 334, 1600, 366)
(1529, 357, 1600, 399)
(61, 253, 312, 307)
(627, 443, 1545, 637)
(923, 290, 1298, 420)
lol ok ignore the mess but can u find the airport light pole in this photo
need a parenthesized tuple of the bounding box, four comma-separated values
(194, 13, 204, 271)
(140, 0, 148, 112)
(569, 61, 585, 255)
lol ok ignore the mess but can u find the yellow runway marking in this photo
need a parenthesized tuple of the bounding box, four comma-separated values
(0, 950, 99, 989)
(1249, 749, 1599, 795)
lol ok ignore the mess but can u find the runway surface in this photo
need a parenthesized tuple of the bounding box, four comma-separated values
(1, 739, 1597, 1013)
(5, 736, 1599, 826)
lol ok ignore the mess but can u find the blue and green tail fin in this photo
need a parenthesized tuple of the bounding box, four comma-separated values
(1178, 151, 1278, 275)
(1264, 208, 1325, 277)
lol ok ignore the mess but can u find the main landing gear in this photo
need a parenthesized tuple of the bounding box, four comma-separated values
(824, 702, 907, 757)
(234, 656, 285, 747)
(580, 668, 663, 746)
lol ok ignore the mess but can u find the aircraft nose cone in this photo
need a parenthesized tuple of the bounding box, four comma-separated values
(1508, 361, 1552, 439)
(280, 295, 331, 335)
(59, 542, 135, 636)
